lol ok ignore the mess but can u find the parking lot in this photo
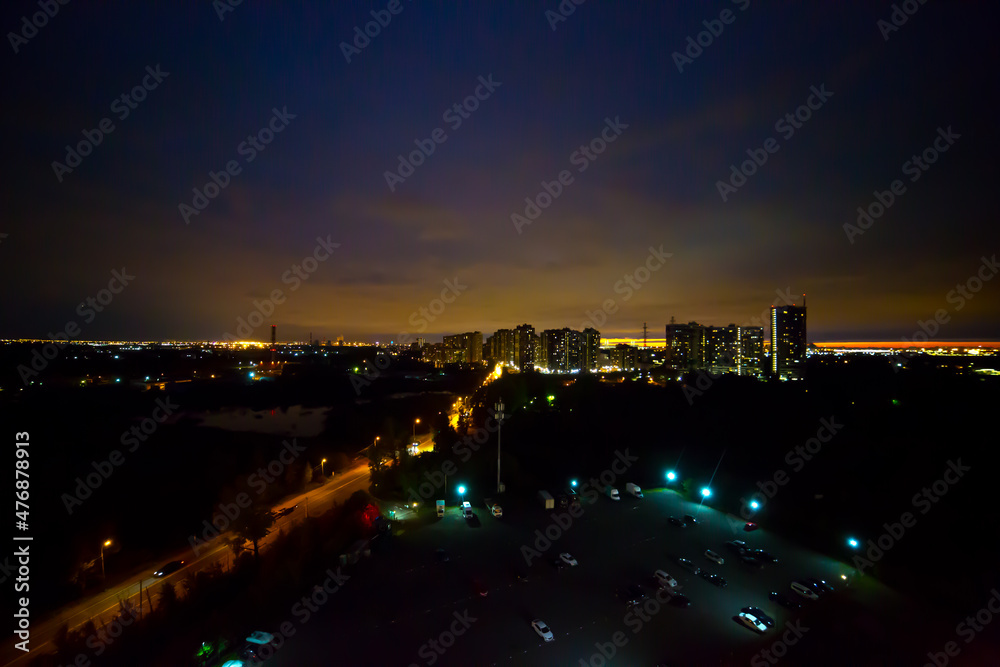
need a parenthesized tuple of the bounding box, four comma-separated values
(270, 486, 951, 666)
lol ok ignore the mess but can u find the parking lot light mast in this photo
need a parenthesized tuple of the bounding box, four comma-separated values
(495, 399, 505, 493)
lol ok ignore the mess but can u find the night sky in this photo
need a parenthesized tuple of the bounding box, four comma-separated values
(2, 2, 998, 343)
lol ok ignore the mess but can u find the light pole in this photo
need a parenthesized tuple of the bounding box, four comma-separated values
(100, 539, 112, 580)
(458, 485, 466, 504)
(321, 458, 327, 477)
(495, 399, 505, 493)
(413, 418, 420, 445)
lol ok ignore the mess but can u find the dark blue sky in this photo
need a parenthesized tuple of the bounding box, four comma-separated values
(2, 1, 998, 342)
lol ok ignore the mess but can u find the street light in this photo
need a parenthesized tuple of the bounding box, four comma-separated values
(458, 485, 466, 503)
(666, 470, 677, 482)
(495, 399, 505, 493)
(100, 539, 112, 580)
(413, 418, 420, 443)
(749, 499, 760, 510)
(848, 537, 859, 549)
(321, 458, 327, 477)
(701, 487, 712, 498)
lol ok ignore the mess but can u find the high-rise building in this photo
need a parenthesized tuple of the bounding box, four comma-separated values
(442, 332, 483, 364)
(582, 327, 600, 371)
(738, 326, 763, 376)
(665, 322, 704, 370)
(609, 343, 639, 371)
(514, 324, 536, 371)
(704, 324, 739, 374)
(770, 303, 807, 380)
(486, 329, 516, 367)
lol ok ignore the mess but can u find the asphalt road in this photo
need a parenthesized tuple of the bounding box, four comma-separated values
(0, 462, 371, 667)
(262, 486, 996, 666)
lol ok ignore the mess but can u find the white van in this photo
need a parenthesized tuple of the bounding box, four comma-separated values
(461, 501, 473, 518)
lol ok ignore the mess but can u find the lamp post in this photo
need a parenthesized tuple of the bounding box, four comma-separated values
(100, 539, 112, 580)
(413, 418, 420, 444)
(458, 485, 466, 504)
(495, 399, 505, 493)
(321, 458, 327, 477)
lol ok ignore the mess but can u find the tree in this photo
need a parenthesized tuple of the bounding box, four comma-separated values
(230, 503, 275, 561)
(158, 581, 178, 612)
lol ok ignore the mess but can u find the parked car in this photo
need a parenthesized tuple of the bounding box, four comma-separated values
(740, 555, 764, 569)
(683, 514, 699, 526)
(531, 619, 554, 642)
(550, 557, 566, 570)
(740, 606, 775, 627)
(804, 577, 834, 594)
(275, 505, 296, 517)
(769, 591, 801, 609)
(724, 540, 747, 554)
(736, 612, 768, 633)
(704, 549, 724, 565)
(434, 549, 450, 563)
(654, 570, 678, 589)
(748, 549, 778, 563)
(744, 522, 758, 531)
(699, 571, 727, 588)
(559, 553, 578, 567)
(153, 560, 185, 577)
(791, 581, 819, 600)
(676, 557, 700, 574)
(668, 517, 686, 527)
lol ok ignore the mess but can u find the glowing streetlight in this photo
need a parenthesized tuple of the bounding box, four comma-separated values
(848, 537, 859, 549)
(458, 485, 466, 503)
(413, 418, 421, 443)
(749, 499, 760, 510)
(666, 470, 676, 482)
(321, 458, 327, 477)
(100, 539, 112, 579)
(701, 487, 712, 498)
